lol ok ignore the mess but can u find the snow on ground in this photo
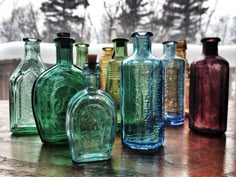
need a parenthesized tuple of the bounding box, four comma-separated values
(0, 41, 235, 66)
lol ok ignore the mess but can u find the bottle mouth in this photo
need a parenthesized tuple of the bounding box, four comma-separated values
(54, 32, 75, 44)
(162, 41, 177, 45)
(131, 31, 153, 37)
(75, 42, 89, 47)
(112, 38, 129, 42)
(23, 38, 41, 43)
(177, 39, 187, 49)
(201, 37, 220, 43)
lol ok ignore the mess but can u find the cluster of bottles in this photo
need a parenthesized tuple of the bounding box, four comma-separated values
(9, 32, 229, 163)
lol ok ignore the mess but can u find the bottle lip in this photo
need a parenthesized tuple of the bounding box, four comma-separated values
(162, 40, 177, 45)
(201, 37, 221, 43)
(131, 31, 153, 37)
(112, 38, 129, 42)
(75, 42, 89, 47)
(102, 47, 113, 50)
(54, 32, 75, 43)
(23, 38, 41, 43)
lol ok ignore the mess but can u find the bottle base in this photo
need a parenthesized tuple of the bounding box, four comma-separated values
(189, 127, 226, 136)
(164, 117, 184, 126)
(122, 139, 164, 152)
(72, 153, 111, 163)
(11, 127, 38, 135)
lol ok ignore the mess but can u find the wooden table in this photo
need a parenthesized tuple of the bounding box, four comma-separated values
(0, 100, 236, 177)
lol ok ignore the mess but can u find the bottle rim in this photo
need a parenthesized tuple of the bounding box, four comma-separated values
(162, 40, 177, 45)
(23, 38, 41, 43)
(102, 47, 113, 50)
(112, 38, 129, 42)
(131, 31, 153, 37)
(201, 37, 221, 43)
(75, 42, 90, 47)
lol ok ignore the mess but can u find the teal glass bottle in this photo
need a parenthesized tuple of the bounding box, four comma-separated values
(9, 38, 47, 135)
(66, 55, 116, 163)
(32, 32, 85, 144)
(106, 38, 128, 133)
(75, 43, 89, 69)
(121, 32, 164, 151)
(161, 41, 185, 126)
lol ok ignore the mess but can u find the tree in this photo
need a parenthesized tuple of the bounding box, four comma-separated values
(152, 0, 208, 43)
(100, 0, 121, 43)
(40, 0, 89, 42)
(0, 3, 41, 42)
(116, 0, 153, 40)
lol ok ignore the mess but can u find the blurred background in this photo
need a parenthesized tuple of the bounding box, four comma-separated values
(0, 0, 236, 44)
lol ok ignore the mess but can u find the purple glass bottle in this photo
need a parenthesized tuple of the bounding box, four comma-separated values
(189, 37, 229, 135)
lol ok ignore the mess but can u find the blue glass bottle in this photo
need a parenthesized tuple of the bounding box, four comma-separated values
(161, 41, 185, 126)
(121, 32, 164, 151)
(66, 55, 117, 163)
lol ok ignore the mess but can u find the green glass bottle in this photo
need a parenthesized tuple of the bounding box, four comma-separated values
(66, 55, 116, 163)
(75, 43, 89, 69)
(106, 38, 128, 133)
(32, 32, 85, 144)
(9, 38, 47, 135)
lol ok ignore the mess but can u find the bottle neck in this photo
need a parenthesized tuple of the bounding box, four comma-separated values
(103, 49, 113, 56)
(202, 42, 219, 56)
(76, 45, 88, 61)
(162, 41, 177, 59)
(84, 63, 101, 90)
(56, 43, 73, 65)
(24, 42, 40, 60)
(176, 48, 186, 59)
(113, 44, 128, 59)
(133, 35, 152, 57)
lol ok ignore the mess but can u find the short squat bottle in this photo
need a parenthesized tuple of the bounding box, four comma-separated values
(32, 32, 85, 144)
(161, 41, 185, 126)
(121, 32, 164, 151)
(106, 38, 128, 133)
(9, 38, 47, 135)
(189, 37, 229, 134)
(66, 55, 116, 163)
(75, 42, 89, 69)
(99, 47, 113, 90)
(176, 40, 190, 117)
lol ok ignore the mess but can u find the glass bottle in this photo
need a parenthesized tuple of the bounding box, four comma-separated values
(106, 38, 128, 133)
(121, 32, 163, 151)
(189, 37, 229, 134)
(9, 38, 47, 135)
(66, 54, 116, 163)
(161, 41, 185, 126)
(99, 47, 113, 90)
(32, 32, 85, 144)
(75, 42, 89, 69)
(176, 40, 190, 117)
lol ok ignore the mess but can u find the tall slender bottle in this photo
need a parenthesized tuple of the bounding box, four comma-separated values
(32, 32, 85, 144)
(161, 41, 185, 126)
(9, 38, 47, 135)
(121, 32, 163, 151)
(176, 40, 190, 117)
(106, 38, 128, 133)
(189, 37, 229, 135)
(99, 47, 113, 90)
(75, 43, 89, 69)
(66, 55, 116, 163)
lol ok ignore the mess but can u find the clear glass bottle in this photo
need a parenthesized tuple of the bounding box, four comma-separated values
(75, 42, 89, 69)
(189, 37, 229, 135)
(176, 39, 190, 117)
(161, 41, 185, 126)
(66, 55, 116, 163)
(121, 32, 164, 151)
(32, 32, 85, 144)
(99, 47, 113, 90)
(9, 38, 47, 135)
(106, 38, 128, 133)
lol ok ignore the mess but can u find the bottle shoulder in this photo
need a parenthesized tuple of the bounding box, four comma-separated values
(69, 89, 116, 109)
(192, 55, 229, 67)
